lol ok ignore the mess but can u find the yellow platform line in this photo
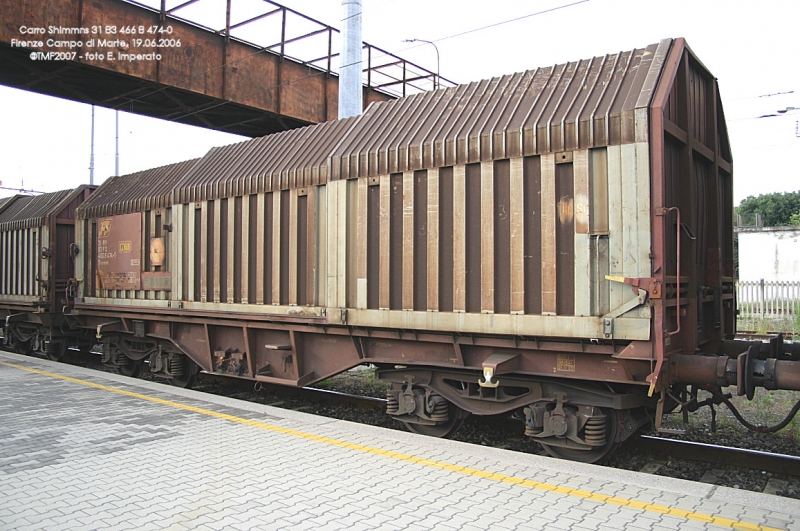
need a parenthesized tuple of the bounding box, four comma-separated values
(0, 360, 783, 531)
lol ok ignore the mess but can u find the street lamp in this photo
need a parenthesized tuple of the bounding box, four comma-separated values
(403, 38, 439, 90)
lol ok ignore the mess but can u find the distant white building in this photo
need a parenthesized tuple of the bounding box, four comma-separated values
(737, 226, 800, 282)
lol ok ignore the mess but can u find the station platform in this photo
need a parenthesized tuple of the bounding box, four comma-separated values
(2, 351, 799, 531)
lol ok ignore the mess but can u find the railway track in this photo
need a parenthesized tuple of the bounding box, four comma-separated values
(631, 435, 800, 476)
(284, 384, 800, 478)
(11, 347, 800, 497)
(736, 331, 796, 341)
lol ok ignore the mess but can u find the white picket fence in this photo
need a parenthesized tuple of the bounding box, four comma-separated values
(736, 280, 800, 319)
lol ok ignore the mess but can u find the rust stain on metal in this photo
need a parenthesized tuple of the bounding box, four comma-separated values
(557, 196, 574, 227)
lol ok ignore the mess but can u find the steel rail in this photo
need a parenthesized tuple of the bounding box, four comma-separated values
(632, 435, 800, 476)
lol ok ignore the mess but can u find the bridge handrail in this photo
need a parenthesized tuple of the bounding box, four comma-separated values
(123, 0, 456, 98)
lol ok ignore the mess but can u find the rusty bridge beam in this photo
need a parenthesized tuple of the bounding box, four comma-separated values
(0, 0, 394, 137)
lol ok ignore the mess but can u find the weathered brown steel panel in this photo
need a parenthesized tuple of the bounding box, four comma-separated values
(389, 173, 403, 310)
(523, 156, 542, 315)
(223, 39, 279, 114)
(264, 193, 275, 305)
(464, 164, 482, 313)
(96, 213, 142, 291)
(366, 181, 380, 310)
(227, 198, 237, 304)
(255, 194, 265, 304)
(190, 205, 199, 301)
(304, 187, 317, 306)
(288, 189, 299, 306)
(438, 167, 454, 313)
(238, 196, 248, 304)
(214, 200, 223, 303)
(555, 161, 575, 316)
(296, 192, 308, 306)
(493, 159, 511, 315)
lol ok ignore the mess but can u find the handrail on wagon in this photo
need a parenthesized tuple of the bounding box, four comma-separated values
(121, 0, 456, 98)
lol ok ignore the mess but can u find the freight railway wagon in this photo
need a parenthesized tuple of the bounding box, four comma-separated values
(67, 38, 800, 462)
(0, 187, 96, 359)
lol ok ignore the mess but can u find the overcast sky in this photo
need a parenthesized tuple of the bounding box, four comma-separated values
(1, 0, 798, 202)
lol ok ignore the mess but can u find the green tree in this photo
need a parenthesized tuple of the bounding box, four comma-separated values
(736, 191, 800, 227)
(790, 212, 800, 226)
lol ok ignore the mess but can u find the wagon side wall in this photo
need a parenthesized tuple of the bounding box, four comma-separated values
(339, 149, 652, 340)
(0, 223, 46, 304)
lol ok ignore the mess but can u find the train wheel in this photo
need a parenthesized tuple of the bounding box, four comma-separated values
(117, 361, 143, 378)
(14, 339, 32, 356)
(169, 357, 198, 388)
(403, 402, 466, 438)
(45, 340, 66, 362)
(539, 408, 621, 464)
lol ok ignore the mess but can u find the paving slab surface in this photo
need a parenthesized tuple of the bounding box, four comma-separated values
(2, 351, 799, 531)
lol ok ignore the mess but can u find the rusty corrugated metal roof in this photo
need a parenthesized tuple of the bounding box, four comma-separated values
(330, 39, 672, 178)
(0, 195, 18, 216)
(172, 117, 359, 203)
(0, 189, 77, 231)
(101, 39, 673, 207)
(77, 159, 201, 219)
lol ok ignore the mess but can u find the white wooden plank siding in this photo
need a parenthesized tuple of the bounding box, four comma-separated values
(573, 150, 592, 317)
(271, 192, 282, 305)
(480, 161, 494, 313)
(509, 158, 525, 314)
(540, 154, 557, 315)
(426, 168, 439, 311)
(452, 164, 467, 312)
(606, 145, 625, 313)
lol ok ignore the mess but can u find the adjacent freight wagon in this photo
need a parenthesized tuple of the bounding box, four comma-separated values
(0, 186, 95, 358)
(64, 38, 800, 462)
